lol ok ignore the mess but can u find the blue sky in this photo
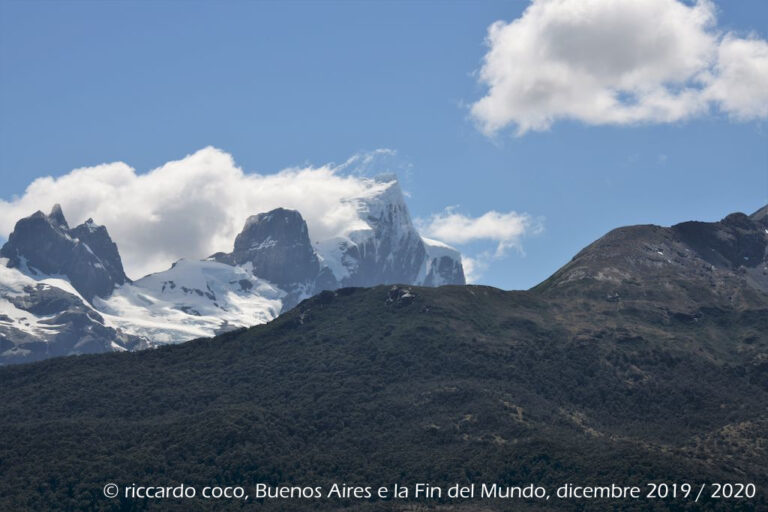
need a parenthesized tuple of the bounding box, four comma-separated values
(1, 0, 767, 289)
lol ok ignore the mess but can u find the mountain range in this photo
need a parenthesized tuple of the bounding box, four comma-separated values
(0, 204, 766, 511)
(0, 175, 464, 364)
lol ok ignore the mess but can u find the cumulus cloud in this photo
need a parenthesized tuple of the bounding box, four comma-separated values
(1, 148, 541, 282)
(0, 147, 530, 279)
(470, 0, 768, 135)
(704, 35, 768, 119)
(0, 147, 398, 279)
(417, 208, 542, 283)
(418, 208, 538, 257)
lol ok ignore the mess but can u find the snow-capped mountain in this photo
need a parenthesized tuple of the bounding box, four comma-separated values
(0, 175, 465, 364)
(211, 207, 331, 309)
(95, 258, 285, 344)
(313, 175, 465, 288)
(0, 262, 147, 363)
(1, 204, 129, 301)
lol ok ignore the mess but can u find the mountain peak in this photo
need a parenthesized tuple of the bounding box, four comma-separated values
(750, 204, 768, 227)
(0, 207, 128, 301)
(216, 208, 320, 296)
(1, 190, 465, 364)
(536, 209, 768, 305)
(242, 207, 303, 232)
(48, 204, 69, 229)
(721, 211, 753, 229)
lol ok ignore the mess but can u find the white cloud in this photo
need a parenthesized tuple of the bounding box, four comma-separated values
(418, 208, 543, 282)
(471, 0, 768, 135)
(704, 35, 768, 120)
(1, 148, 540, 283)
(459, 255, 487, 284)
(0, 147, 400, 279)
(418, 208, 538, 258)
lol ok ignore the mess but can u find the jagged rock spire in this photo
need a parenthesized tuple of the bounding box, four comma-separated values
(0, 205, 128, 301)
(48, 204, 69, 229)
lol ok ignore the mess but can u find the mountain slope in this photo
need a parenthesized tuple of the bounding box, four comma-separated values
(0, 206, 766, 511)
(0, 175, 465, 364)
(0, 263, 144, 363)
(536, 207, 768, 307)
(95, 259, 285, 344)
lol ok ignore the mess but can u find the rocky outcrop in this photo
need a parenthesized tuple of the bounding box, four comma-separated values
(212, 208, 323, 308)
(210, 178, 465, 310)
(535, 207, 768, 308)
(420, 238, 466, 287)
(216, 208, 320, 287)
(70, 219, 129, 289)
(751, 204, 768, 228)
(0, 206, 128, 302)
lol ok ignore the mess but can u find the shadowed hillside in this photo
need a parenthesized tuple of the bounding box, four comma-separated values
(0, 207, 766, 511)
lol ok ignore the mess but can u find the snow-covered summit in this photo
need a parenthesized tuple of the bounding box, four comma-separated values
(315, 175, 465, 288)
(0, 175, 465, 364)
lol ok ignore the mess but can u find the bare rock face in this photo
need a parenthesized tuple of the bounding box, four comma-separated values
(0, 205, 129, 302)
(70, 219, 129, 289)
(673, 212, 766, 270)
(421, 253, 465, 286)
(213, 208, 323, 308)
(0, 206, 141, 365)
(324, 176, 465, 289)
(210, 179, 466, 311)
(340, 177, 428, 287)
(231, 208, 320, 286)
(751, 204, 768, 228)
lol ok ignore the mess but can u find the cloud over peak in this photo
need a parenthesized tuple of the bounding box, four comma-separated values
(418, 209, 535, 256)
(0, 147, 395, 279)
(0, 148, 539, 283)
(471, 0, 768, 135)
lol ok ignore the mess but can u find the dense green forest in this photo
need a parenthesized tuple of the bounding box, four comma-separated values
(2, 210, 767, 511)
(1, 283, 766, 511)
